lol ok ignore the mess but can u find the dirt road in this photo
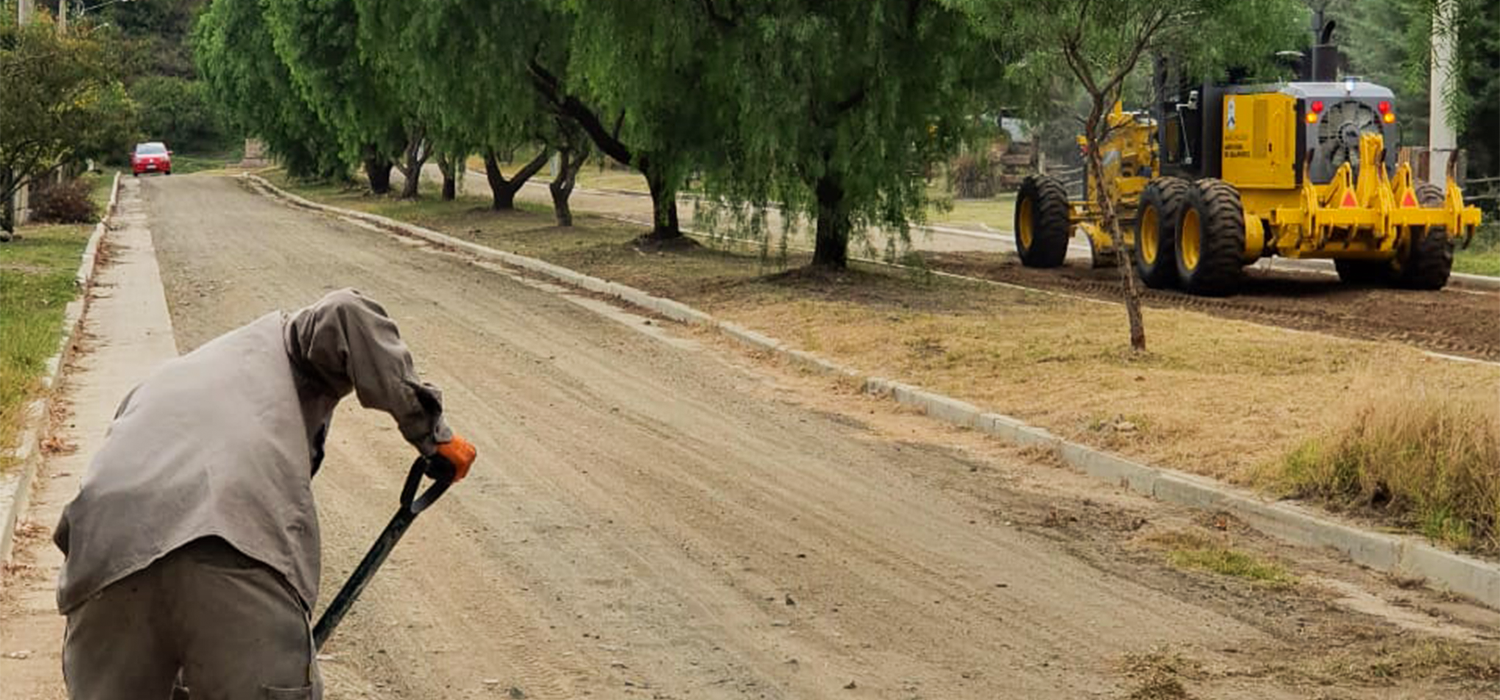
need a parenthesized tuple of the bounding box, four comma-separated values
(7, 174, 1497, 699)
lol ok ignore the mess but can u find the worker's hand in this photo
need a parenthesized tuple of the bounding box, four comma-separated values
(432, 435, 477, 482)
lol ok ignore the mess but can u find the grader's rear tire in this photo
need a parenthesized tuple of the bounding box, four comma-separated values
(1014, 175, 1071, 268)
(1175, 179, 1246, 296)
(1132, 177, 1190, 288)
(1399, 183, 1454, 290)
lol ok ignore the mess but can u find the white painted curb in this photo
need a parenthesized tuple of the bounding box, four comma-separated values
(246, 173, 1500, 609)
(0, 172, 119, 565)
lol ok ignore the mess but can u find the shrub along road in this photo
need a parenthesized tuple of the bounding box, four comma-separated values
(7, 174, 1498, 699)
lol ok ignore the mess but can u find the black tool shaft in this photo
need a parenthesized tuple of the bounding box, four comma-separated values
(312, 507, 417, 650)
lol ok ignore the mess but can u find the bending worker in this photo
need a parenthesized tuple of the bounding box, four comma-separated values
(52, 288, 477, 699)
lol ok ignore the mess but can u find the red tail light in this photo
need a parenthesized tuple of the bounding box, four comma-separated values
(1377, 101, 1391, 114)
(1311, 100, 1324, 113)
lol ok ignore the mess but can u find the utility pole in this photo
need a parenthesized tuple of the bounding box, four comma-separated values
(1428, 0, 1457, 190)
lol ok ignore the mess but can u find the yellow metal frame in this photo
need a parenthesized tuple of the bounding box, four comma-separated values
(1069, 104, 1156, 258)
(1058, 99, 1483, 269)
(1254, 132, 1483, 260)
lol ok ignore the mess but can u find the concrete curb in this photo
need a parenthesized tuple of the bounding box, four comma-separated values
(0, 172, 119, 565)
(246, 173, 1500, 610)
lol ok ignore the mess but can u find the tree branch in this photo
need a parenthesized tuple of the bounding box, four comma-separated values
(526, 56, 637, 167)
(698, 0, 737, 29)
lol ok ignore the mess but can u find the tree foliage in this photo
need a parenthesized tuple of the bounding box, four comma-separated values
(573, 0, 1002, 265)
(356, 0, 558, 205)
(130, 75, 226, 152)
(261, 0, 412, 179)
(0, 20, 135, 235)
(194, 0, 346, 179)
(1339, 0, 1499, 179)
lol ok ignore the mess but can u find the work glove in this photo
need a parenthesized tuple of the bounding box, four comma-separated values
(430, 435, 477, 482)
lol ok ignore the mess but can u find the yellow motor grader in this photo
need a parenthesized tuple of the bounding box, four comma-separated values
(1014, 79, 1484, 295)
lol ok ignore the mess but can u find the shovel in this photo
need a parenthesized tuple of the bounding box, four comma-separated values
(172, 455, 454, 698)
(312, 453, 455, 648)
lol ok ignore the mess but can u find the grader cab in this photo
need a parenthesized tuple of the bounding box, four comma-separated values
(1014, 79, 1484, 295)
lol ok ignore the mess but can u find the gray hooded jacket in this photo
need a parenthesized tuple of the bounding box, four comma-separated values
(54, 289, 450, 614)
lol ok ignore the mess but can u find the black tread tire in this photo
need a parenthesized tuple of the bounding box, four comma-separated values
(1014, 175, 1071, 268)
(1399, 183, 1453, 290)
(1334, 258, 1397, 285)
(1175, 179, 1246, 296)
(1131, 177, 1190, 288)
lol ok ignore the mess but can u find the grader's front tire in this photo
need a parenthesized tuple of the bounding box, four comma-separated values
(1014, 175, 1071, 268)
(1132, 177, 1190, 288)
(1399, 183, 1454, 290)
(1175, 179, 1246, 296)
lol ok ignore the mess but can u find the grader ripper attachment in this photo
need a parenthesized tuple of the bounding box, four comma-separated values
(1015, 81, 1483, 295)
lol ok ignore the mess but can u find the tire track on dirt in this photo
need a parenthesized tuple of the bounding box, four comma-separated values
(929, 253, 1500, 361)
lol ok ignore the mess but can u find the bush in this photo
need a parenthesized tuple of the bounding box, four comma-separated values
(948, 152, 996, 199)
(30, 178, 99, 224)
(1260, 371, 1500, 551)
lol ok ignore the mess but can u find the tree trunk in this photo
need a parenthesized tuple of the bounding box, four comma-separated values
(643, 166, 681, 240)
(437, 154, 457, 201)
(364, 155, 393, 195)
(397, 137, 428, 200)
(812, 175, 850, 269)
(483, 148, 549, 210)
(549, 143, 589, 227)
(1084, 108, 1147, 352)
(1, 168, 15, 238)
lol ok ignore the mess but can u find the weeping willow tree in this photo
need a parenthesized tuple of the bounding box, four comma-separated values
(195, 0, 347, 182)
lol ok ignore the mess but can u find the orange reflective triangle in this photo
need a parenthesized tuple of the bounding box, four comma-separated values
(1341, 191, 1358, 208)
(1402, 191, 1418, 208)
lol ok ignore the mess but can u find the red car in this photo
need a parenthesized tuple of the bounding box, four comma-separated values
(131, 142, 172, 176)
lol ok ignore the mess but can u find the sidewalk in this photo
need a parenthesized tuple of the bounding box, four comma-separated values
(0, 179, 178, 699)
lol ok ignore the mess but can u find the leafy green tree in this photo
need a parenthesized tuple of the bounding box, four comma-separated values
(558, 1, 999, 264)
(194, 0, 347, 179)
(355, 0, 549, 207)
(262, 0, 417, 194)
(694, 1, 1002, 268)
(1339, 0, 1498, 182)
(129, 76, 228, 152)
(1449, 0, 1498, 182)
(0, 20, 136, 237)
(536, 0, 741, 242)
(96, 0, 206, 79)
(950, 0, 1303, 350)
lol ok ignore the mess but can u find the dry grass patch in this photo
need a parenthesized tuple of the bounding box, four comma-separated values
(705, 268, 1498, 483)
(1312, 638, 1500, 685)
(1258, 372, 1500, 552)
(1119, 648, 1201, 700)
